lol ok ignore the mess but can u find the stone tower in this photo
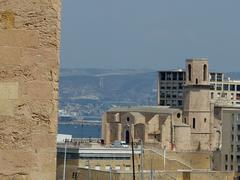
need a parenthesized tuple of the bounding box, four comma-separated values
(0, 0, 61, 179)
(183, 58, 212, 151)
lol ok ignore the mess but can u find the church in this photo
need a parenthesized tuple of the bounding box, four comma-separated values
(102, 59, 240, 172)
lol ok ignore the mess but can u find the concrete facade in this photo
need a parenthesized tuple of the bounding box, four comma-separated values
(0, 1, 61, 179)
(157, 71, 240, 107)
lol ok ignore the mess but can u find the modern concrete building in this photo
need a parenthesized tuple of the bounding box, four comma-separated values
(157, 70, 240, 107)
(157, 69, 185, 107)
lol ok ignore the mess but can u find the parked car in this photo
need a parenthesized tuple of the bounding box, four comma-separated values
(111, 140, 129, 148)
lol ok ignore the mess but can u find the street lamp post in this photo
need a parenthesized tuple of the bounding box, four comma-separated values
(127, 123, 136, 180)
(131, 135, 136, 180)
(63, 141, 67, 180)
(140, 139, 144, 180)
(163, 145, 166, 171)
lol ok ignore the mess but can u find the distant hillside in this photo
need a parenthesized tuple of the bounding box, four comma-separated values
(58, 69, 240, 118)
(59, 68, 157, 107)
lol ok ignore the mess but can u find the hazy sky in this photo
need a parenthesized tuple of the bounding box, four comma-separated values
(61, 0, 240, 72)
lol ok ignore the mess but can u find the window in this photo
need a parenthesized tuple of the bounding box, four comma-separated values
(183, 118, 187, 124)
(166, 72, 172, 80)
(210, 73, 215, 82)
(231, 145, 234, 152)
(237, 85, 240, 91)
(203, 64, 207, 81)
(178, 72, 184, 80)
(178, 92, 183, 98)
(237, 94, 240, 100)
(232, 134, 234, 141)
(237, 156, 240, 163)
(231, 165, 233, 171)
(166, 100, 171, 106)
(178, 100, 182, 106)
(238, 135, 240, 141)
(222, 93, 227, 98)
(193, 118, 196, 129)
(231, 93, 234, 100)
(225, 154, 228, 162)
(127, 117, 130, 122)
(160, 100, 165, 106)
(210, 84, 215, 90)
(237, 145, 240, 152)
(173, 72, 177, 80)
(188, 64, 192, 81)
(224, 84, 229, 91)
(160, 72, 166, 80)
(160, 93, 165, 98)
(204, 118, 207, 123)
(196, 79, 198, 85)
(172, 92, 177, 98)
(230, 85, 235, 91)
(238, 166, 240, 172)
(178, 83, 183, 89)
(238, 125, 240, 131)
(166, 92, 171, 98)
(216, 84, 222, 91)
(231, 155, 233, 161)
(225, 165, 228, 171)
(217, 73, 223, 82)
(211, 92, 214, 99)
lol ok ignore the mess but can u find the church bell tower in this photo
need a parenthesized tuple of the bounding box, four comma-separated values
(183, 58, 212, 151)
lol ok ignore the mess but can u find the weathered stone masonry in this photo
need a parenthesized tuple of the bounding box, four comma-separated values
(0, 0, 61, 179)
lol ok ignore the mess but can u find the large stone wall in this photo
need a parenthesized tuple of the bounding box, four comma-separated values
(0, 0, 61, 179)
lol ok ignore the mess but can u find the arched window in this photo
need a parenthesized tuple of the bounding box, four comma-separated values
(203, 64, 207, 81)
(188, 64, 192, 81)
(196, 79, 198, 85)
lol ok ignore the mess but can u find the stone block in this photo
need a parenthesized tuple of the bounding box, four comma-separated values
(0, 82, 19, 99)
(0, 46, 22, 65)
(0, 30, 39, 48)
(0, 100, 15, 116)
(23, 81, 53, 100)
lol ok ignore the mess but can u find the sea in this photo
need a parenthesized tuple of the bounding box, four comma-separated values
(58, 124, 101, 138)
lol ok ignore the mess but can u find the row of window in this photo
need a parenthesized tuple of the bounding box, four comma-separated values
(159, 72, 185, 81)
(84, 165, 131, 171)
(211, 92, 240, 100)
(159, 100, 183, 106)
(210, 83, 240, 91)
(210, 73, 224, 82)
(225, 154, 240, 171)
(160, 83, 184, 90)
(160, 92, 183, 99)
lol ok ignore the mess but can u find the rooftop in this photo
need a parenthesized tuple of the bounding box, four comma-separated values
(108, 106, 181, 114)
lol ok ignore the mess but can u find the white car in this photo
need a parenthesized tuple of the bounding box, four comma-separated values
(111, 140, 129, 148)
